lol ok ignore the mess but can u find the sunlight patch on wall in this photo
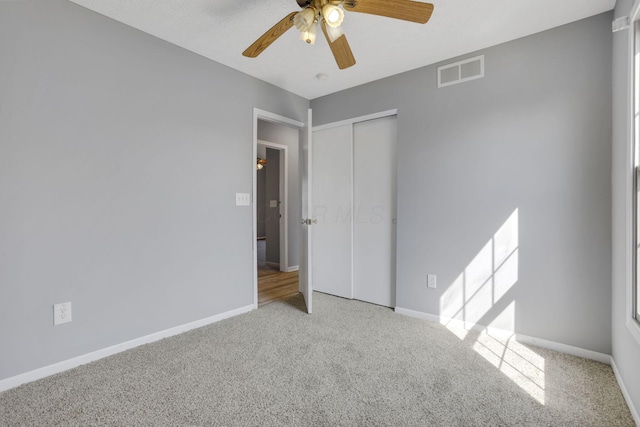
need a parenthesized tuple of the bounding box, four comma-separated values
(439, 209, 519, 336)
(437, 209, 545, 404)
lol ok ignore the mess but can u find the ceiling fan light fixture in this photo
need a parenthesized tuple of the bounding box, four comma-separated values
(293, 7, 316, 32)
(299, 22, 317, 44)
(242, 0, 435, 71)
(322, 4, 344, 28)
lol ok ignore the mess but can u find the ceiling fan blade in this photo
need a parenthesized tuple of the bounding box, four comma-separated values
(345, 0, 434, 24)
(321, 21, 356, 70)
(243, 12, 298, 58)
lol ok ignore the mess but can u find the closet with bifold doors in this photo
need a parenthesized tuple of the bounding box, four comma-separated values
(311, 114, 397, 307)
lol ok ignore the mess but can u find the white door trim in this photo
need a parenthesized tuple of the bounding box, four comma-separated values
(258, 140, 289, 272)
(311, 109, 398, 132)
(626, 0, 640, 346)
(253, 108, 304, 309)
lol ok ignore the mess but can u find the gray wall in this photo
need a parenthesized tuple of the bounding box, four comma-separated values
(257, 120, 302, 268)
(612, 0, 640, 414)
(0, 0, 309, 380)
(312, 13, 613, 353)
(265, 148, 280, 264)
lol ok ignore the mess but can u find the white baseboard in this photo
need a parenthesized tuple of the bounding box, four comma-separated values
(513, 333, 611, 364)
(394, 306, 611, 364)
(286, 265, 299, 273)
(611, 358, 640, 426)
(395, 307, 442, 323)
(0, 304, 255, 393)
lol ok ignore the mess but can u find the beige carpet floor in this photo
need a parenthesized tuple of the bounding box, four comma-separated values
(0, 292, 634, 426)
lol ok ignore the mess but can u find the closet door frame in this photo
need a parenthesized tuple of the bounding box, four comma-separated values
(311, 109, 398, 303)
(312, 109, 398, 133)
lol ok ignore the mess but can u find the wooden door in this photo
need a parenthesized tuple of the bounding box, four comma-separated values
(298, 109, 313, 313)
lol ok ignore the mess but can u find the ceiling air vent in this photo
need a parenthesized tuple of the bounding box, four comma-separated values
(437, 55, 484, 88)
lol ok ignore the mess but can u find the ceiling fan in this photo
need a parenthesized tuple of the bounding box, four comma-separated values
(242, 0, 434, 70)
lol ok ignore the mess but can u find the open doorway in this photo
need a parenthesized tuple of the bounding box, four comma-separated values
(257, 143, 286, 272)
(254, 115, 303, 307)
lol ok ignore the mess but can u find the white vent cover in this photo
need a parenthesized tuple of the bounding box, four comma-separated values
(438, 55, 485, 88)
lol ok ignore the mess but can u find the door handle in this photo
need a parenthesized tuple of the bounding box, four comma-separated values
(301, 218, 318, 225)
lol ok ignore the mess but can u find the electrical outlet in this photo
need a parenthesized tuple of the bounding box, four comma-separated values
(53, 302, 72, 326)
(427, 274, 437, 289)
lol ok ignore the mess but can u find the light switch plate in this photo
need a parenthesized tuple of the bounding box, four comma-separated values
(235, 193, 250, 206)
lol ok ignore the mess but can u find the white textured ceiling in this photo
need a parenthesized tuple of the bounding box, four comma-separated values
(68, 0, 615, 100)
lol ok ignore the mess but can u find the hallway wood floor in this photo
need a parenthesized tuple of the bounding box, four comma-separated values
(256, 239, 299, 306)
(258, 269, 299, 307)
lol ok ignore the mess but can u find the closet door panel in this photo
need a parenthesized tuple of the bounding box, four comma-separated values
(353, 116, 397, 307)
(311, 125, 353, 299)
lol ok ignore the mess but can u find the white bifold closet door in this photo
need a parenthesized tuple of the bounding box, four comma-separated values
(312, 115, 397, 307)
